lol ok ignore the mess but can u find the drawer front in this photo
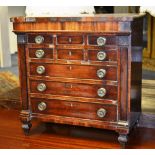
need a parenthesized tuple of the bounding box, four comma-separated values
(30, 80, 117, 100)
(88, 35, 116, 45)
(57, 49, 84, 60)
(88, 49, 117, 62)
(29, 63, 117, 81)
(28, 34, 53, 44)
(31, 98, 117, 122)
(29, 48, 53, 59)
(57, 35, 84, 44)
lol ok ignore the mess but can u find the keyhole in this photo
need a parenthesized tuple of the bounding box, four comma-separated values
(69, 51, 72, 56)
(69, 37, 72, 43)
(70, 84, 73, 88)
(65, 83, 73, 88)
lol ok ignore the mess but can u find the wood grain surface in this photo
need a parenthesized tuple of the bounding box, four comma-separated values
(0, 109, 154, 149)
(29, 63, 117, 81)
(11, 15, 144, 146)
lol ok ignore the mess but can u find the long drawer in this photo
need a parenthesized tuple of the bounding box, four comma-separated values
(29, 80, 117, 100)
(29, 63, 117, 81)
(30, 98, 117, 122)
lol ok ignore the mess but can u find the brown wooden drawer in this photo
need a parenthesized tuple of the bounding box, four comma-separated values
(57, 35, 84, 44)
(28, 34, 53, 44)
(29, 63, 117, 81)
(57, 49, 84, 60)
(29, 80, 117, 100)
(29, 48, 53, 59)
(88, 35, 116, 45)
(88, 48, 117, 62)
(31, 98, 117, 122)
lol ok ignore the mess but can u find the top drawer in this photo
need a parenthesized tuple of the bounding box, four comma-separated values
(57, 35, 84, 44)
(28, 34, 53, 44)
(88, 35, 116, 46)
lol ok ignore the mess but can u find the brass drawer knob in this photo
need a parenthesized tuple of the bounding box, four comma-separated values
(38, 102, 47, 111)
(97, 37, 106, 46)
(97, 88, 106, 97)
(35, 49, 45, 58)
(97, 108, 106, 118)
(35, 35, 44, 44)
(37, 83, 46, 92)
(36, 66, 45, 74)
(97, 69, 106, 78)
(97, 51, 106, 61)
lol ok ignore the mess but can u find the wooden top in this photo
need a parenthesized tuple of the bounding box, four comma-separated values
(11, 13, 144, 33)
(10, 13, 145, 23)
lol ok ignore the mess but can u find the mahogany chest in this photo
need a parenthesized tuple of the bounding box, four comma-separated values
(11, 14, 144, 147)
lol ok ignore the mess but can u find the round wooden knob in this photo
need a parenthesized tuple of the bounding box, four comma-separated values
(35, 35, 44, 44)
(38, 102, 47, 111)
(97, 37, 106, 46)
(36, 66, 45, 74)
(35, 49, 45, 58)
(97, 69, 106, 78)
(97, 108, 106, 118)
(97, 88, 106, 97)
(97, 51, 106, 61)
(37, 83, 46, 92)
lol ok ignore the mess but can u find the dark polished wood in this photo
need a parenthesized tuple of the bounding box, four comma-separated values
(88, 35, 116, 45)
(29, 48, 53, 59)
(31, 98, 117, 121)
(88, 48, 117, 62)
(10, 14, 145, 32)
(0, 109, 155, 149)
(57, 35, 84, 44)
(28, 33, 53, 44)
(11, 14, 144, 147)
(17, 44, 28, 110)
(29, 63, 117, 81)
(29, 80, 117, 100)
(57, 49, 84, 60)
(120, 47, 128, 121)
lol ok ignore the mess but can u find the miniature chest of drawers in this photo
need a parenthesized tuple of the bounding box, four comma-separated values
(11, 14, 144, 147)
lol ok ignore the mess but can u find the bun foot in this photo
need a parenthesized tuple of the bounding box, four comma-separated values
(118, 134, 128, 149)
(22, 122, 32, 136)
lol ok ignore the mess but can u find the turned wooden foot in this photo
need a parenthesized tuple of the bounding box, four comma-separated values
(20, 110, 32, 135)
(22, 122, 32, 135)
(118, 134, 128, 149)
(136, 118, 140, 127)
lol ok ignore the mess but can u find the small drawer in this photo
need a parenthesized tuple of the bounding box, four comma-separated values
(88, 48, 117, 62)
(29, 48, 53, 59)
(88, 35, 116, 46)
(57, 35, 84, 44)
(30, 80, 118, 100)
(57, 49, 84, 60)
(28, 34, 53, 44)
(29, 63, 117, 81)
(31, 98, 117, 122)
